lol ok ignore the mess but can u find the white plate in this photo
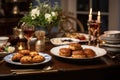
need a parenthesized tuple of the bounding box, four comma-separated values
(102, 46, 120, 52)
(105, 40, 120, 44)
(50, 37, 80, 46)
(77, 33, 90, 42)
(4, 52, 52, 66)
(65, 33, 94, 42)
(50, 45, 107, 60)
(0, 52, 10, 60)
(100, 34, 120, 43)
(102, 43, 120, 48)
(0, 51, 8, 54)
(100, 34, 120, 41)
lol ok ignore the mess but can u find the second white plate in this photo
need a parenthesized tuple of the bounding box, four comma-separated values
(50, 45, 107, 60)
(50, 37, 80, 46)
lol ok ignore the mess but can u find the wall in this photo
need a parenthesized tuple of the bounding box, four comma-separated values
(109, 0, 120, 30)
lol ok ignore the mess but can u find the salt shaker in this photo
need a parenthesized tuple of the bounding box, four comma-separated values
(35, 30, 45, 52)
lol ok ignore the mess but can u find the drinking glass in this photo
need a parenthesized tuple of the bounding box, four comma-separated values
(22, 24, 35, 50)
(87, 20, 100, 46)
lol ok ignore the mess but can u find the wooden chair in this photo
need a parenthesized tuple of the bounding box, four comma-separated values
(58, 13, 84, 33)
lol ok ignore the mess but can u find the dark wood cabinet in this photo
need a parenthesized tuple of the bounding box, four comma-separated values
(0, 17, 20, 36)
(0, 0, 31, 36)
(1, 0, 31, 17)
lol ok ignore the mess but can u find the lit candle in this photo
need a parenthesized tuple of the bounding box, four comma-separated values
(18, 43, 23, 50)
(97, 11, 101, 23)
(88, 8, 92, 21)
(18, 44, 23, 51)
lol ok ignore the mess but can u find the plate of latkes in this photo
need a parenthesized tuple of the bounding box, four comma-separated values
(4, 51, 52, 66)
(50, 44, 107, 60)
(65, 33, 93, 42)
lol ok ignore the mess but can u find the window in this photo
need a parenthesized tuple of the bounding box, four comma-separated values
(76, 0, 109, 33)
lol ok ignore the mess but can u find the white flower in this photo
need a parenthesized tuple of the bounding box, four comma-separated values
(43, 4, 49, 8)
(45, 13, 52, 23)
(51, 12, 58, 17)
(31, 7, 40, 19)
(7, 46, 15, 53)
(20, 0, 62, 27)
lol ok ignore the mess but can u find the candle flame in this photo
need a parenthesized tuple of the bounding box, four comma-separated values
(18, 44, 23, 50)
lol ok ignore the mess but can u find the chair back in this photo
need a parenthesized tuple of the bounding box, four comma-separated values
(58, 13, 84, 33)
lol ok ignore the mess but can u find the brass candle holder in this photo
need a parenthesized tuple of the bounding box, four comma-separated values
(87, 20, 101, 47)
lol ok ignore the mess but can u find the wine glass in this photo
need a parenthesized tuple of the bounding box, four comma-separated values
(22, 24, 35, 50)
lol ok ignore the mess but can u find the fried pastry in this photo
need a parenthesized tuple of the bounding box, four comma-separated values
(59, 48, 72, 57)
(69, 43, 82, 50)
(12, 53, 24, 62)
(32, 55, 45, 63)
(19, 50, 30, 55)
(29, 51, 39, 57)
(20, 56, 32, 64)
(72, 50, 86, 58)
(84, 48, 96, 57)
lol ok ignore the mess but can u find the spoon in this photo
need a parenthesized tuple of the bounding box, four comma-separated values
(11, 66, 53, 72)
(11, 66, 58, 75)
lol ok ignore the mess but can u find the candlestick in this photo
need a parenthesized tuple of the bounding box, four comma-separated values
(88, 8, 92, 21)
(97, 11, 101, 23)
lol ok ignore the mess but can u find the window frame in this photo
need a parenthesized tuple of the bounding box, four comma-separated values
(61, 0, 120, 31)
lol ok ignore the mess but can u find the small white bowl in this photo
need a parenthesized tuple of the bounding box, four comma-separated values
(104, 30, 120, 39)
(0, 36, 9, 47)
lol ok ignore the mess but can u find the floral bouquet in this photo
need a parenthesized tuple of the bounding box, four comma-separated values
(20, 0, 62, 29)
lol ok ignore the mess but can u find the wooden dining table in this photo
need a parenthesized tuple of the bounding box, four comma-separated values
(0, 38, 120, 80)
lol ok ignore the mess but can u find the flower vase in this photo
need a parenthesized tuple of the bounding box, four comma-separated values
(36, 25, 53, 38)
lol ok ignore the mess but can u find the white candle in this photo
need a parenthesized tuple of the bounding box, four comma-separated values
(88, 8, 92, 21)
(97, 11, 101, 23)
